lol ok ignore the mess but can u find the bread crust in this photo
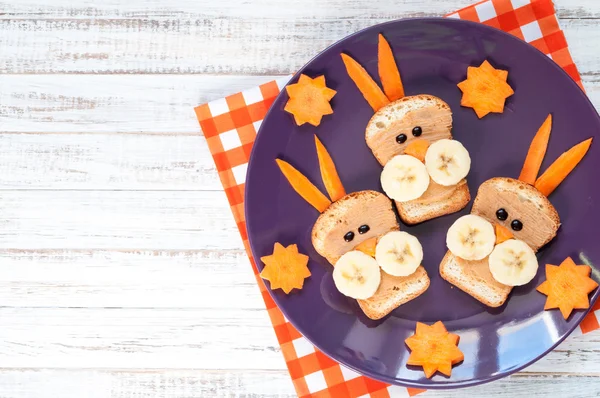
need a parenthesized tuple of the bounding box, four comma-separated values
(358, 266, 430, 320)
(396, 181, 471, 225)
(439, 251, 511, 307)
(472, 177, 560, 251)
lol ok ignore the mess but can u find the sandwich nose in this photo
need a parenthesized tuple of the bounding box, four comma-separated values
(354, 237, 378, 257)
(494, 223, 514, 245)
(404, 139, 430, 162)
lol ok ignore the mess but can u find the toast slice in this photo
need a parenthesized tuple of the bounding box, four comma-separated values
(365, 95, 470, 224)
(311, 190, 430, 320)
(395, 180, 471, 225)
(471, 177, 560, 251)
(366, 95, 453, 165)
(358, 266, 430, 320)
(439, 251, 511, 307)
(311, 190, 399, 265)
(440, 177, 561, 307)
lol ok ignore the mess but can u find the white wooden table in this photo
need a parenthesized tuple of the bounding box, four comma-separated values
(1, 0, 600, 396)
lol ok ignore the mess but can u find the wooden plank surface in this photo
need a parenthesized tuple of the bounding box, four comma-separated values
(1, 0, 600, 396)
(1, 74, 600, 134)
(0, 370, 594, 398)
(0, 1, 600, 75)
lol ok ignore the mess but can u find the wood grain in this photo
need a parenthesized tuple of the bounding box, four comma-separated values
(0, 305, 599, 373)
(0, 1, 599, 75)
(1, 74, 600, 134)
(0, 191, 243, 250)
(0, 75, 284, 133)
(0, 370, 598, 398)
(0, 249, 263, 309)
(0, 133, 221, 190)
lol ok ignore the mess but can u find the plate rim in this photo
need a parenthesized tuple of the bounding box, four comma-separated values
(244, 16, 600, 389)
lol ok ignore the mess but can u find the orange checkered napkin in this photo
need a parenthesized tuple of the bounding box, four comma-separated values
(195, 1, 596, 396)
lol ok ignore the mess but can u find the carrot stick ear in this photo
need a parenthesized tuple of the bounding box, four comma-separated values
(341, 53, 390, 111)
(534, 138, 593, 196)
(276, 159, 332, 213)
(378, 34, 404, 101)
(314, 135, 346, 202)
(519, 114, 553, 184)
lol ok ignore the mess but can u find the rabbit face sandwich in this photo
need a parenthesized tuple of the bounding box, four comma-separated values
(440, 115, 593, 307)
(276, 136, 430, 320)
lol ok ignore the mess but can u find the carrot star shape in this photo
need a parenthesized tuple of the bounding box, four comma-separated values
(405, 321, 464, 378)
(260, 242, 311, 294)
(537, 257, 598, 319)
(284, 74, 337, 126)
(457, 60, 514, 119)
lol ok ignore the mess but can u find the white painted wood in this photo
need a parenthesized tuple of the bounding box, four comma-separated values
(0, 191, 243, 250)
(0, 133, 221, 190)
(2, 0, 600, 18)
(0, 369, 297, 398)
(0, 75, 282, 133)
(0, 372, 598, 398)
(0, 305, 598, 373)
(2, 75, 600, 134)
(0, 249, 265, 309)
(0, 1, 598, 75)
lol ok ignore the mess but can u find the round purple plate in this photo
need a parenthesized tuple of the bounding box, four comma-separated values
(245, 18, 600, 389)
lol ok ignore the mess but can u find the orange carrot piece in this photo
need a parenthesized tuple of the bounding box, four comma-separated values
(378, 34, 404, 101)
(494, 224, 513, 245)
(260, 242, 311, 294)
(537, 257, 598, 319)
(457, 60, 514, 119)
(314, 136, 346, 201)
(404, 139, 430, 162)
(276, 159, 332, 212)
(405, 321, 464, 378)
(480, 60, 508, 81)
(341, 53, 390, 111)
(284, 74, 336, 126)
(519, 115, 553, 184)
(354, 237, 377, 258)
(534, 138, 593, 196)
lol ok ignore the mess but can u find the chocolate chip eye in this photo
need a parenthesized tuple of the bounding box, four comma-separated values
(344, 231, 355, 242)
(496, 208, 508, 221)
(412, 126, 423, 137)
(511, 220, 523, 231)
(358, 225, 370, 234)
(396, 134, 407, 144)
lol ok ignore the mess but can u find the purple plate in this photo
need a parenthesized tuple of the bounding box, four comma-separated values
(245, 18, 600, 389)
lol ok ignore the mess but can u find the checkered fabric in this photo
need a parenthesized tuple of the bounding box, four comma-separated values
(195, 1, 594, 396)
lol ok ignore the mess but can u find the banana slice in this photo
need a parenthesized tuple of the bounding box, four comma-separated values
(333, 251, 381, 299)
(425, 139, 471, 186)
(446, 214, 495, 261)
(375, 231, 423, 277)
(381, 155, 430, 202)
(489, 239, 538, 286)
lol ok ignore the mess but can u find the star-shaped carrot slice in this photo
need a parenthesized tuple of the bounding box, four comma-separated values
(260, 242, 311, 294)
(537, 257, 598, 319)
(284, 74, 336, 126)
(457, 60, 514, 119)
(405, 321, 464, 378)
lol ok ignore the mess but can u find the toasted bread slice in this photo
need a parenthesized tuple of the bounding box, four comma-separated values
(365, 95, 469, 224)
(395, 180, 471, 225)
(311, 190, 430, 320)
(366, 95, 453, 165)
(471, 177, 560, 251)
(440, 178, 561, 307)
(439, 251, 511, 307)
(311, 190, 399, 264)
(358, 266, 430, 320)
